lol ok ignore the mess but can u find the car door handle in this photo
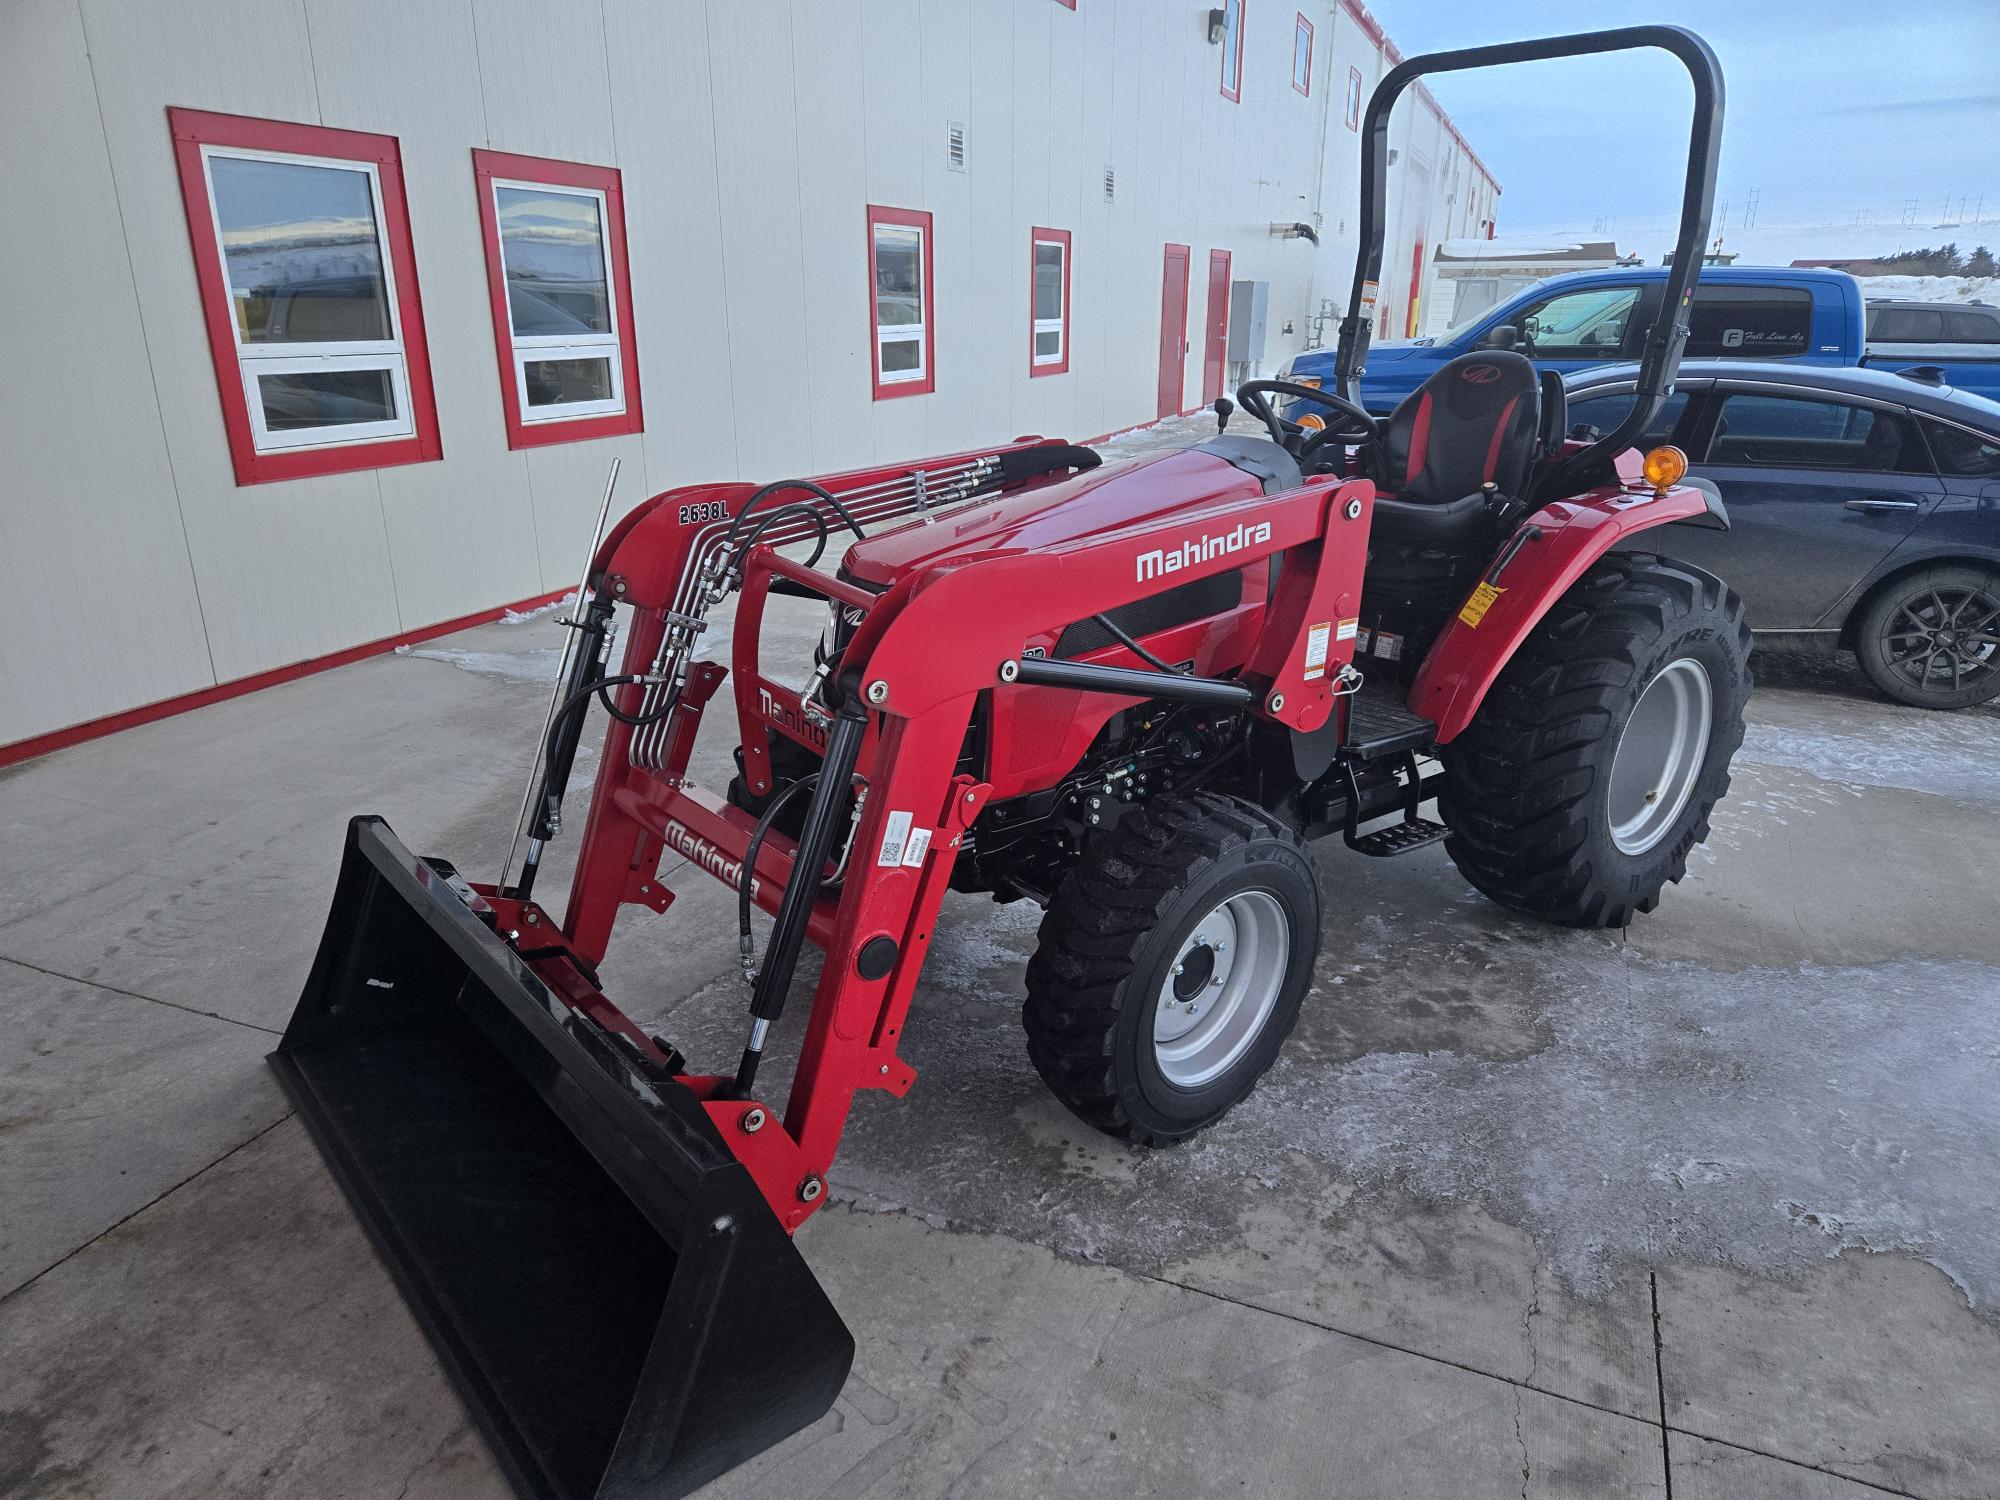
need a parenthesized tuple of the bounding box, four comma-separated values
(1844, 497, 1920, 514)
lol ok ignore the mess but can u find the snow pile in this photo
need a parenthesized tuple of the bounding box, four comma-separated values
(1438, 235, 1592, 260)
(500, 592, 578, 625)
(1854, 274, 1999, 305)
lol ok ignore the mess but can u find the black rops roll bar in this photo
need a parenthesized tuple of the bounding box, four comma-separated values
(1333, 26, 1724, 502)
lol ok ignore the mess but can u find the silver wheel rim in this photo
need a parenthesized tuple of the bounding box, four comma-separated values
(1606, 657, 1714, 856)
(1152, 890, 1290, 1088)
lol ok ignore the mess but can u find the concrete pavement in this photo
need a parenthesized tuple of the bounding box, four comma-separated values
(3, 422, 1998, 1497)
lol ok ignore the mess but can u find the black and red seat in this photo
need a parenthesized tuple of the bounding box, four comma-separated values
(1369, 351, 1543, 545)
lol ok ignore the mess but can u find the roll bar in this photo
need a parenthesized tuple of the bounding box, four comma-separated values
(1333, 26, 1724, 500)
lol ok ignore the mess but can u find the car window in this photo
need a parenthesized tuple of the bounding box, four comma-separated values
(1565, 389, 1689, 446)
(1684, 285, 1813, 357)
(1517, 287, 1640, 358)
(1868, 306, 1943, 342)
(1944, 309, 2000, 344)
(1704, 393, 1930, 473)
(1919, 418, 2000, 476)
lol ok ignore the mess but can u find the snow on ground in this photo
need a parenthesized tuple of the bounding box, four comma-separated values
(1502, 215, 2000, 273)
(1854, 273, 1999, 305)
(499, 592, 578, 625)
(397, 644, 564, 682)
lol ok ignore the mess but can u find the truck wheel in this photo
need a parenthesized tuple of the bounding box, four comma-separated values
(1022, 794, 1321, 1145)
(1853, 564, 2000, 709)
(1439, 553, 1751, 928)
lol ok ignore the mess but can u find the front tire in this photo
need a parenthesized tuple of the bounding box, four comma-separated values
(1439, 553, 1751, 927)
(1022, 794, 1321, 1145)
(1854, 564, 2000, 709)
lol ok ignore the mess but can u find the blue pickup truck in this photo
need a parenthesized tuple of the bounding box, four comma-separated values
(1283, 265, 2000, 411)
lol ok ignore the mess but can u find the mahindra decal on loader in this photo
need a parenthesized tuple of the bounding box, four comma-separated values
(272, 26, 1745, 1500)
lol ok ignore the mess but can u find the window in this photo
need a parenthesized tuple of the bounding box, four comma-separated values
(1684, 285, 1813, 358)
(1030, 228, 1072, 376)
(1292, 13, 1313, 95)
(1566, 389, 1691, 447)
(1704, 394, 1927, 473)
(1871, 305, 2000, 344)
(868, 206, 934, 399)
(1219, 0, 1245, 102)
(1345, 67, 1363, 130)
(1517, 286, 1641, 358)
(1920, 418, 2000, 476)
(169, 108, 439, 485)
(472, 151, 641, 448)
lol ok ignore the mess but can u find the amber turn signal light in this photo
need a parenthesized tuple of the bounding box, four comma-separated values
(1642, 445, 1688, 493)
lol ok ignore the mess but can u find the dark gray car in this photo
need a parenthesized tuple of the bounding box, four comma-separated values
(1567, 361, 2000, 708)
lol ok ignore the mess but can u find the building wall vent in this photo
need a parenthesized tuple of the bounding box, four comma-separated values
(946, 121, 967, 172)
(1103, 165, 1116, 203)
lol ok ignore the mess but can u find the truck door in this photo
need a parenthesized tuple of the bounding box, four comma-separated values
(1512, 284, 1645, 381)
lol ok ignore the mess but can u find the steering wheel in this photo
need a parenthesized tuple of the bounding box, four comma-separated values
(1234, 379, 1379, 465)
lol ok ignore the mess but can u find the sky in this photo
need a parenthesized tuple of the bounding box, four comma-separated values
(1368, 1, 2000, 252)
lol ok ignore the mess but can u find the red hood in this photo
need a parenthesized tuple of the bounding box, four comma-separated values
(840, 448, 1267, 587)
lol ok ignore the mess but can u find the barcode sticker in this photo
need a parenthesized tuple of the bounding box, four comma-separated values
(877, 810, 914, 866)
(901, 827, 932, 868)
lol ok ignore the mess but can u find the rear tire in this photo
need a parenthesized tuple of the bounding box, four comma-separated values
(1439, 553, 1751, 927)
(1022, 794, 1321, 1145)
(1853, 564, 2000, 710)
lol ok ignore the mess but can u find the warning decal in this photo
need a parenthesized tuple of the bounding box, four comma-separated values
(1335, 616, 1360, 641)
(1303, 621, 1332, 681)
(1457, 582, 1505, 629)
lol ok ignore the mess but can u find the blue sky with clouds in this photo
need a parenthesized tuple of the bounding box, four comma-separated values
(1369, 1, 2000, 238)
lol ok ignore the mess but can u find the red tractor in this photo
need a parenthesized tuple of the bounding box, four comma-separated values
(274, 26, 1741, 1500)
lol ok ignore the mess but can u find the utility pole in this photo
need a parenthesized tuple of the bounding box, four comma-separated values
(1743, 187, 1760, 230)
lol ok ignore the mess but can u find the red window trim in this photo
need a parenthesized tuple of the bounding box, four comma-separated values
(1292, 13, 1313, 95)
(1345, 66, 1363, 130)
(1054, 0, 1077, 8)
(1028, 227, 1073, 378)
(1220, 0, 1246, 102)
(167, 107, 441, 487)
(471, 148, 643, 450)
(867, 204, 936, 400)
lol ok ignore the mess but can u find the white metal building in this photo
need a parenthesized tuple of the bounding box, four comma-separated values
(0, 0, 1494, 759)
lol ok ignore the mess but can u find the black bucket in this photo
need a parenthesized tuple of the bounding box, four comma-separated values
(272, 817, 852, 1500)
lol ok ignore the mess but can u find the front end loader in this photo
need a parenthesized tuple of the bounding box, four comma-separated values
(274, 26, 1741, 1499)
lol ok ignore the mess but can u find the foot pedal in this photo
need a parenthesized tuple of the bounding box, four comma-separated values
(1346, 815, 1447, 857)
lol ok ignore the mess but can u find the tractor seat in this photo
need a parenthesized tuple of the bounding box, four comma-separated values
(1369, 351, 1541, 547)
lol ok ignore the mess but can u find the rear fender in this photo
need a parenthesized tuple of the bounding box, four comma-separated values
(1409, 478, 1717, 743)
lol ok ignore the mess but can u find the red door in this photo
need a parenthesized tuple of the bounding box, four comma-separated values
(1203, 250, 1232, 404)
(1157, 244, 1191, 419)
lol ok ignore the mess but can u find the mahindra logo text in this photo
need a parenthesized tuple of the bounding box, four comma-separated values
(1136, 520, 1272, 583)
(1460, 364, 1502, 384)
(665, 820, 760, 898)
(758, 686, 830, 748)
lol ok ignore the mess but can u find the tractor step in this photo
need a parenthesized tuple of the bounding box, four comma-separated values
(1342, 684, 1437, 760)
(1346, 815, 1448, 857)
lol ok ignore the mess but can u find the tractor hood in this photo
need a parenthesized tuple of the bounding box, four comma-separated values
(841, 444, 1274, 588)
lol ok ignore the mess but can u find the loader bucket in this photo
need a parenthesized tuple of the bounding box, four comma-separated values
(271, 817, 852, 1500)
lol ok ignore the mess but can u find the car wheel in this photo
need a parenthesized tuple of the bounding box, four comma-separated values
(1854, 565, 2000, 710)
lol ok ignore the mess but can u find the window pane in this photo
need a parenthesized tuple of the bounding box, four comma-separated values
(209, 155, 391, 344)
(1707, 395, 1921, 471)
(1920, 418, 2000, 476)
(1521, 287, 1638, 356)
(1033, 242, 1064, 320)
(496, 186, 611, 336)
(1684, 286, 1812, 357)
(1035, 329, 1062, 359)
(1870, 307, 1941, 342)
(1566, 390, 1688, 446)
(1222, 0, 1241, 88)
(874, 225, 924, 328)
(1944, 309, 2000, 344)
(879, 337, 922, 375)
(257, 368, 396, 430)
(523, 356, 614, 408)
(1294, 22, 1310, 89)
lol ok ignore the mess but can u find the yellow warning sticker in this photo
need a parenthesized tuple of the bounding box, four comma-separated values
(1457, 582, 1505, 628)
(1303, 621, 1332, 681)
(1335, 617, 1360, 641)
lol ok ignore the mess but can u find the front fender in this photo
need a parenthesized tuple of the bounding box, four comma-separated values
(1408, 479, 1716, 743)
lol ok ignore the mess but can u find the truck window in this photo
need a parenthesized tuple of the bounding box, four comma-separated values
(1704, 393, 1927, 472)
(1944, 309, 2000, 344)
(1516, 286, 1640, 358)
(1565, 389, 1689, 446)
(1683, 285, 1813, 358)
(1919, 418, 2000, 476)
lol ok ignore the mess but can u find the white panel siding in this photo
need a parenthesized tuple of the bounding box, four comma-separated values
(0, 0, 213, 743)
(2, 0, 1495, 751)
